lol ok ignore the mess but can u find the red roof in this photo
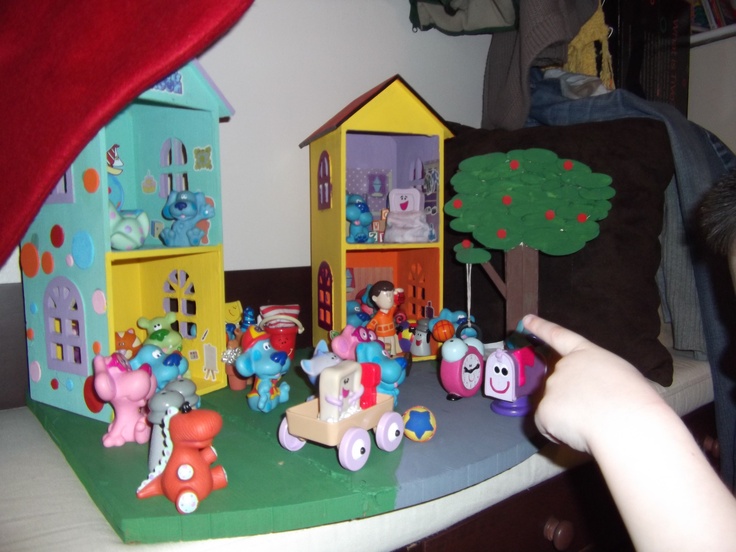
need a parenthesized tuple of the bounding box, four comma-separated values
(299, 75, 448, 148)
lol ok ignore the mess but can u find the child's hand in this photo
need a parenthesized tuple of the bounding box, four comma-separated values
(523, 314, 663, 454)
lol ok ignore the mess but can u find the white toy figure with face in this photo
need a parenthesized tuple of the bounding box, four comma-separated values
(410, 318, 431, 357)
(388, 188, 422, 212)
(319, 361, 364, 422)
(484, 349, 517, 401)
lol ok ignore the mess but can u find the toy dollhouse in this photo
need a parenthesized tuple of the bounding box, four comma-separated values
(300, 75, 453, 357)
(19, 60, 231, 421)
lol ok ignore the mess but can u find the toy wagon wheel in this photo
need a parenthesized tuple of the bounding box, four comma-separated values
(338, 427, 371, 471)
(278, 417, 306, 452)
(257, 315, 305, 333)
(375, 411, 404, 452)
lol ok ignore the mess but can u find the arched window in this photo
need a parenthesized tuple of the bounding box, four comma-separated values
(159, 138, 189, 198)
(163, 269, 197, 340)
(44, 276, 87, 376)
(317, 261, 333, 331)
(317, 150, 332, 210)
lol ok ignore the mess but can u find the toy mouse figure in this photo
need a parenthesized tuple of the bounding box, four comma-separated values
(137, 404, 227, 514)
(366, 280, 404, 357)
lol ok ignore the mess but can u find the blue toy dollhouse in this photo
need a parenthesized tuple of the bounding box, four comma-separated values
(20, 60, 231, 421)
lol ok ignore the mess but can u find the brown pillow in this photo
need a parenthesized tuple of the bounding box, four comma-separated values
(443, 118, 674, 386)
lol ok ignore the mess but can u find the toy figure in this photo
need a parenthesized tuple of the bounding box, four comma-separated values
(137, 312, 183, 354)
(440, 337, 484, 401)
(318, 360, 364, 422)
(159, 190, 215, 247)
(330, 324, 377, 361)
(92, 352, 157, 447)
(356, 341, 406, 406)
(345, 194, 375, 244)
(147, 384, 186, 472)
(137, 404, 227, 514)
(278, 360, 404, 471)
(409, 318, 432, 357)
(234, 326, 291, 413)
(365, 280, 404, 357)
(300, 339, 341, 386)
(484, 345, 546, 416)
(114, 327, 143, 360)
(130, 343, 189, 392)
(346, 299, 370, 327)
(108, 200, 150, 251)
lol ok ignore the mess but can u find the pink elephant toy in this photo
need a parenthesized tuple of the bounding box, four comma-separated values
(93, 352, 157, 447)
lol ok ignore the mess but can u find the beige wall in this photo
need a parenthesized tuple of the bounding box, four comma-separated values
(689, 33, 736, 152)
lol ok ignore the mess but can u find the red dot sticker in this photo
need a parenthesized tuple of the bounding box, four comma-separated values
(509, 160, 520, 170)
(462, 239, 472, 248)
(84, 376, 105, 413)
(563, 160, 574, 171)
(50, 225, 65, 247)
(545, 210, 555, 220)
(577, 213, 588, 223)
(502, 195, 512, 206)
(453, 199, 463, 209)
(497, 228, 507, 239)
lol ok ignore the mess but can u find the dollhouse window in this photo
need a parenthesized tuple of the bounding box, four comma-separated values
(317, 261, 333, 331)
(45, 168, 74, 205)
(317, 151, 332, 210)
(159, 138, 189, 198)
(163, 269, 197, 339)
(44, 276, 87, 376)
(407, 262, 427, 319)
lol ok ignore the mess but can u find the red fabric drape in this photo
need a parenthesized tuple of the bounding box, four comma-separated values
(0, 0, 254, 267)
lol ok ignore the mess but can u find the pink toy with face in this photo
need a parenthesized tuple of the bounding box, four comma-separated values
(330, 324, 377, 361)
(93, 352, 157, 447)
(484, 346, 546, 416)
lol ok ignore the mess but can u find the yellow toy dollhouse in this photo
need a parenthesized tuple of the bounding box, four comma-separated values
(20, 60, 230, 421)
(300, 75, 453, 357)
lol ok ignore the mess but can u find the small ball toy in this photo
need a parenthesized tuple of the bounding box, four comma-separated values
(402, 406, 437, 442)
(431, 319, 455, 343)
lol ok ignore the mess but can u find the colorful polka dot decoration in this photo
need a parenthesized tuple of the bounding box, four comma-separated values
(444, 148, 614, 260)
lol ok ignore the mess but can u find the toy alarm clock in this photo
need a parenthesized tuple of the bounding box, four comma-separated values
(439, 337, 484, 401)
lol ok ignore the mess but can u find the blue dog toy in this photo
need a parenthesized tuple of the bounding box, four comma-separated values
(346, 194, 375, 244)
(234, 326, 291, 413)
(160, 190, 215, 247)
(355, 341, 406, 406)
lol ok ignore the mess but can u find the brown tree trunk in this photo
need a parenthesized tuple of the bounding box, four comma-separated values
(481, 244, 539, 336)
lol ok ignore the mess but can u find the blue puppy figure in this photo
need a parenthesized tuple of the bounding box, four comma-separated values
(234, 327, 291, 413)
(160, 190, 215, 247)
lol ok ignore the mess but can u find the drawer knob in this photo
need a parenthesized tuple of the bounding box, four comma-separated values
(544, 516, 575, 551)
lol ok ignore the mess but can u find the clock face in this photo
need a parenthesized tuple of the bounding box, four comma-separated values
(461, 352, 483, 390)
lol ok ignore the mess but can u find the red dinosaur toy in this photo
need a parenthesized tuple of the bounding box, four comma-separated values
(137, 405, 227, 513)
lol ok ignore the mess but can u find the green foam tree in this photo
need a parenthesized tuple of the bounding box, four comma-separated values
(444, 148, 614, 334)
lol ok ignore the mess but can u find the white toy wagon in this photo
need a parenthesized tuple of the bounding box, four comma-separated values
(278, 360, 404, 471)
